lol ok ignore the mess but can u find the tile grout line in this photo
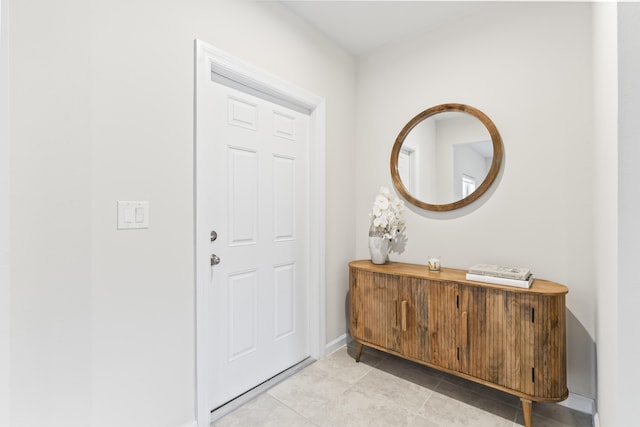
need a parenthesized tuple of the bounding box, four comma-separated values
(410, 375, 444, 425)
(266, 388, 323, 426)
(266, 349, 371, 427)
(217, 345, 590, 427)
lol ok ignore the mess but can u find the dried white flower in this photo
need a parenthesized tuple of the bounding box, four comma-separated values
(369, 186, 406, 240)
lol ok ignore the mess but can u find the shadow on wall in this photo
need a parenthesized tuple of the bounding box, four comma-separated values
(566, 309, 597, 401)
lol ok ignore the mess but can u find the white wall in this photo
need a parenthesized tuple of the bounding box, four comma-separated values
(10, 0, 93, 425)
(8, 1, 355, 426)
(617, 3, 640, 424)
(355, 2, 596, 399)
(0, 0, 10, 424)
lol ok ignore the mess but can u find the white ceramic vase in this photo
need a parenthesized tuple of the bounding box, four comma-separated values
(368, 226, 390, 265)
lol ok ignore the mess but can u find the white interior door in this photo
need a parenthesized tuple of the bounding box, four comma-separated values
(398, 148, 416, 195)
(200, 76, 310, 410)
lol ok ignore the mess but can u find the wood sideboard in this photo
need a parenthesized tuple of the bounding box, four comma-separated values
(349, 260, 568, 427)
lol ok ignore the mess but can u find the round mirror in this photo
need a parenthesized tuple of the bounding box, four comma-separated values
(390, 103, 503, 211)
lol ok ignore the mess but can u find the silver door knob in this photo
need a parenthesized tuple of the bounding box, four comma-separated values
(210, 254, 221, 266)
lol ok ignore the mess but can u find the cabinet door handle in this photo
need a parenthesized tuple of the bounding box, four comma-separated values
(401, 300, 408, 332)
(461, 311, 468, 344)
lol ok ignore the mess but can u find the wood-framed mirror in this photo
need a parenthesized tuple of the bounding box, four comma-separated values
(390, 103, 503, 211)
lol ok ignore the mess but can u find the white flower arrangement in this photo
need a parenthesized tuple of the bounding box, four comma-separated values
(369, 186, 406, 240)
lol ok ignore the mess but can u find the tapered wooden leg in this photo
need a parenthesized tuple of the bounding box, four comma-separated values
(355, 342, 364, 362)
(521, 398, 532, 427)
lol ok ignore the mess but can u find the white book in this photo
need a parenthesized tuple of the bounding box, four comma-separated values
(468, 263, 531, 280)
(465, 272, 534, 289)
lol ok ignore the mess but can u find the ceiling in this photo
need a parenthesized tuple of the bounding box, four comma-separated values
(279, 1, 486, 56)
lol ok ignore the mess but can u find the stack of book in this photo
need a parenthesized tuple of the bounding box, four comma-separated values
(465, 263, 534, 288)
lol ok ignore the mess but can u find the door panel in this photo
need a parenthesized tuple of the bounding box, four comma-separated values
(273, 155, 295, 240)
(274, 263, 295, 340)
(228, 270, 258, 360)
(228, 147, 258, 245)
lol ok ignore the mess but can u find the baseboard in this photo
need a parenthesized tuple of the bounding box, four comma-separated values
(557, 392, 595, 415)
(178, 421, 197, 427)
(593, 412, 600, 427)
(325, 333, 347, 355)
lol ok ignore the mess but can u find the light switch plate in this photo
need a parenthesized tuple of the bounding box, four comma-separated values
(117, 201, 149, 229)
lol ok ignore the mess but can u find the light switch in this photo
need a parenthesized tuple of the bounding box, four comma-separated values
(135, 207, 145, 223)
(118, 201, 149, 229)
(124, 207, 135, 223)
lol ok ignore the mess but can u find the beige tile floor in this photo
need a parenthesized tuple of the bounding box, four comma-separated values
(213, 342, 593, 427)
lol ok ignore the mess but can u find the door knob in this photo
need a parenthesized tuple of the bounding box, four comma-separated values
(210, 254, 221, 266)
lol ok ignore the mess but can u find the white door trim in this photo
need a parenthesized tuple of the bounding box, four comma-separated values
(194, 40, 326, 426)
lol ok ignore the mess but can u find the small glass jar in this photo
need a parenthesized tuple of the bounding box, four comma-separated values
(427, 256, 441, 272)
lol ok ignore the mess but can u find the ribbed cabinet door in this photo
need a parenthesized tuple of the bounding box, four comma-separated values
(461, 287, 568, 399)
(507, 293, 536, 396)
(502, 292, 567, 399)
(458, 285, 486, 379)
(398, 277, 430, 361)
(427, 281, 459, 370)
(532, 294, 567, 398)
(463, 288, 531, 391)
(350, 269, 400, 352)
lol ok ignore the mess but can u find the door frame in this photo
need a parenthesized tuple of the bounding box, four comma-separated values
(194, 39, 326, 426)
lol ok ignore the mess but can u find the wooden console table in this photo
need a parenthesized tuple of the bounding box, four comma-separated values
(349, 260, 568, 427)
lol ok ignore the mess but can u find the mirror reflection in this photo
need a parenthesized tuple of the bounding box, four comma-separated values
(390, 104, 503, 211)
(397, 112, 493, 205)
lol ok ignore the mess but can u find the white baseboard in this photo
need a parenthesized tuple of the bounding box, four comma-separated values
(325, 333, 347, 355)
(557, 392, 595, 415)
(593, 412, 600, 427)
